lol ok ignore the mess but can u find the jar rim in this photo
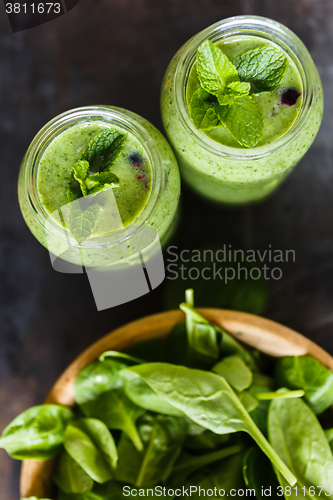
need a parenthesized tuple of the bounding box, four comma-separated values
(174, 15, 318, 159)
(22, 105, 165, 248)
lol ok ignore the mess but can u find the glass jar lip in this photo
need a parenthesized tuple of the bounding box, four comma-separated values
(174, 15, 318, 159)
(22, 105, 165, 248)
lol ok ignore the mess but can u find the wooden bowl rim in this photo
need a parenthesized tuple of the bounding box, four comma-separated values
(20, 308, 333, 497)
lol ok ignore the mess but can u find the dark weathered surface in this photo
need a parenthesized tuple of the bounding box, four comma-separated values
(0, 1, 332, 498)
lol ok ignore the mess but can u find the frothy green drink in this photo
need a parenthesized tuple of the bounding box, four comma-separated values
(38, 121, 152, 233)
(18, 106, 180, 267)
(161, 16, 323, 204)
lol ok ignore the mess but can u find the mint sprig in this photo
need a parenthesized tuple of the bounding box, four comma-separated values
(67, 129, 125, 202)
(73, 160, 89, 196)
(64, 129, 126, 244)
(191, 41, 287, 147)
(190, 89, 219, 130)
(196, 40, 239, 95)
(100, 134, 126, 172)
(225, 95, 264, 148)
(78, 129, 122, 164)
(233, 46, 287, 92)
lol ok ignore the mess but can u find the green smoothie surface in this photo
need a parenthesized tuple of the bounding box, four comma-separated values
(37, 121, 152, 231)
(187, 36, 302, 148)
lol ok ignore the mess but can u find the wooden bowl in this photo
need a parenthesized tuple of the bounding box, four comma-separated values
(20, 309, 333, 498)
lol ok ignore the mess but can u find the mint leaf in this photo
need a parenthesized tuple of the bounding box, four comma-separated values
(233, 46, 287, 91)
(196, 40, 239, 95)
(218, 81, 251, 106)
(200, 108, 219, 130)
(190, 89, 219, 130)
(216, 104, 230, 125)
(225, 95, 263, 148)
(217, 93, 235, 106)
(101, 134, 126, 172)
(226, 81, 251, 95)
(73, 160, 89, 196)
(86, 171, 120, 195)
(68, 199, 101, 244)
(78, 129, 121, 164)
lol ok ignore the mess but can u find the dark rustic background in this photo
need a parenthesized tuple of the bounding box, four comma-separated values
(1, 1, 333, 498)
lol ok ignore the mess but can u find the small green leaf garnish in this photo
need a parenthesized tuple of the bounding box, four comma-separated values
(217, 81, 251, 106)
(190, 89, 219, 129)
(233, 46, 287, 91)
(226, 81, 252, 95)
(85, 171, 120, 194)
(73, 160, 90, 196)
(78, 129, 123, 164)
(216, 104, 230, 124)
(101, 134, 126, 172)
(68, 130, 125, 202)
(191, 41, 287, 147)
(225, 96, 263, 148)
(196, 40, 239, 95)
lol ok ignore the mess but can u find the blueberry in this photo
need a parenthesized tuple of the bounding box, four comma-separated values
(281, 88, 301, 106)
(129, 152, 143, 168)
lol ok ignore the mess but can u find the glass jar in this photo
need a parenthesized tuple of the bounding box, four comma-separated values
(18, 106, 180, 269)
(161, 15, 323, 204)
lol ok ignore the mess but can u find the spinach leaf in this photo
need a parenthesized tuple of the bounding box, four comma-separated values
(125, 363, 296, 486)
(57, 481, 124, 500)
(75, 356, 143, 450)
(99, 351, 143, 365)
(180, 302, 220, 365)
(57, 493, 101, 500)
(115, 413, 187, 487)
(81, 388, 144, 451)
(252, 373, 274, 389)
(268, 394, 333, 498)
(219, 328, 258, 371)
(238, 390, 258, 412)
(168, 443, 243, 485)
(184, 419, 230, 451)
(120, 369, 184, 417)
(64, 418, 117, 484)
(53, 450, 94, 494)
(74, 359, 126, 405)
(212, 355, 253, 391)
(183, 452, 245, 496)
(92, 481, 124, 500)
(0, 405, 74, 460)
(243, 446, 279, 500)
(275, 356, 333, 414)
(247, 387, 271, 436)
(255, 390, 304, 400)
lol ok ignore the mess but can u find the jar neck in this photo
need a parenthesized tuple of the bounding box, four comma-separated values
(174, 15, 319, 159)
(22, 106, 165, 247)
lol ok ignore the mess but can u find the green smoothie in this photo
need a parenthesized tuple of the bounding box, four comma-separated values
(161, 16, 323, 204)
(38, 121, 152, 234)
(186, 36, 302, 148)
(18, 106, 181, 267)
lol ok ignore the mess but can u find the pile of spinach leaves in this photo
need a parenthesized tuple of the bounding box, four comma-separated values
(2, 289, 333, 500)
